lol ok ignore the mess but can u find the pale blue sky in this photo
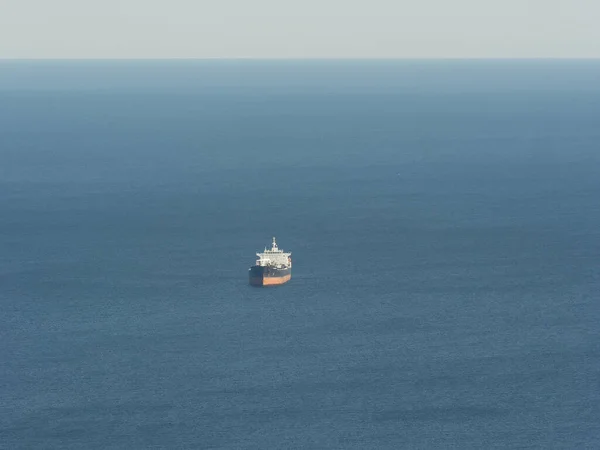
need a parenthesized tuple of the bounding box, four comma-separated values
(1, 0, 598, 58)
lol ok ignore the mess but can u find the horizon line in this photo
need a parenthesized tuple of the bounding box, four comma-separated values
(1, 56, 600, 62)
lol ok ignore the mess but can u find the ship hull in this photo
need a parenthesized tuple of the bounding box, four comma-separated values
(249, 265, 291, 287)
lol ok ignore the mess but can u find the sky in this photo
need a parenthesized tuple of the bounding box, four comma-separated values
(0, 0, 598, 59)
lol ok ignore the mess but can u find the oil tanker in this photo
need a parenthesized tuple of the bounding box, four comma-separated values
(249, 237, 292, 286)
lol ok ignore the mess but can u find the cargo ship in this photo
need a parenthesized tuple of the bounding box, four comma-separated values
(249, 237, 292, 286)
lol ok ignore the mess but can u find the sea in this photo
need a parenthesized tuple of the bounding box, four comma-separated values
(1, 60, 599, 449)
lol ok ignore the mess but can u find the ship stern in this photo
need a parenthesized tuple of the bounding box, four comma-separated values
(249, 266, 291, 287)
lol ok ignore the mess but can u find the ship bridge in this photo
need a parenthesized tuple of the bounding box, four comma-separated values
(256, 237, 292, 268)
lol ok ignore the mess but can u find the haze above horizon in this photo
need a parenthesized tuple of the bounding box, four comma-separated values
(1, 0, 598, 59)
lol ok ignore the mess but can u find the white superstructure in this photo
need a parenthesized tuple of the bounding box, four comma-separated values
(255, 237, 292, 268)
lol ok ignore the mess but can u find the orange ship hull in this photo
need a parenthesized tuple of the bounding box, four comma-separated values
(249, 266, 291, 287)
(250, 273, 291, 287)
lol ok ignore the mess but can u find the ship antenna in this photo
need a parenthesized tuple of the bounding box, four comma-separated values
(272, 236, 277, 249)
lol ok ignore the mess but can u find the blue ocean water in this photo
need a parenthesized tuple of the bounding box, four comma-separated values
(1, 60, 600, 449)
